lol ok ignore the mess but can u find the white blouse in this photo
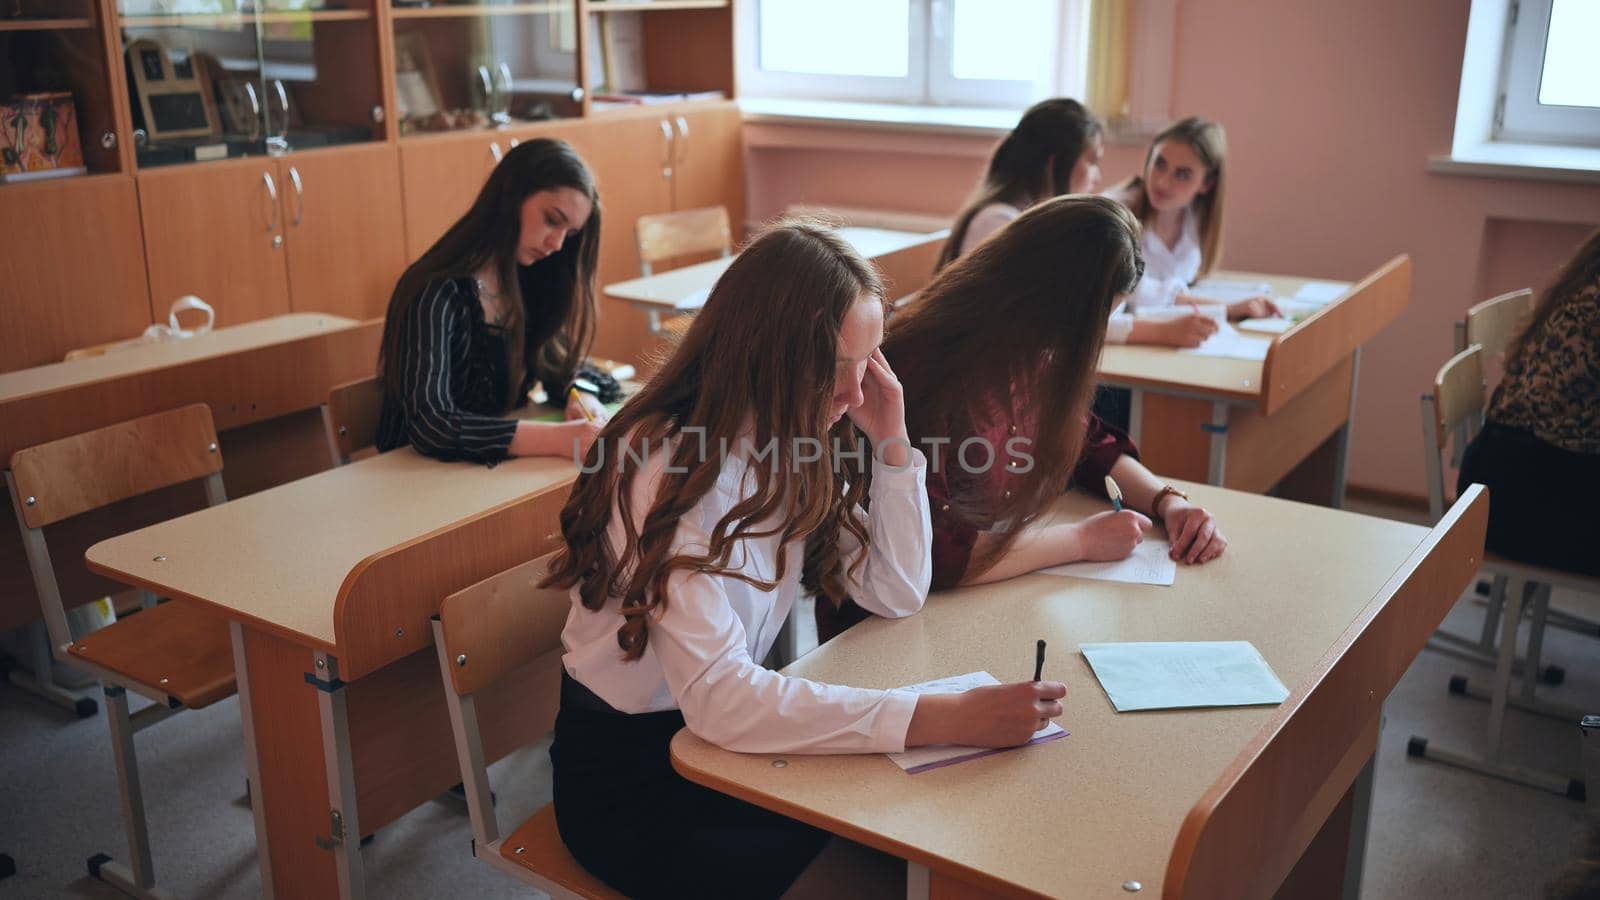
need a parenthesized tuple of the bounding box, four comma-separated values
(561, 436, 933, 755)
(959, 202, 1021, 256)
(1104, 184, 1201, 313)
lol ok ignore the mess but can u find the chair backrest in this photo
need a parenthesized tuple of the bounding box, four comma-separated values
(635, 206, 731, 276)
(1419, 345, 1485, 520)
(5, 402, 227, 650)
(1464, 288, 1533, 362)
(433, 552, 571, 846)
(322, 376, 384, 465)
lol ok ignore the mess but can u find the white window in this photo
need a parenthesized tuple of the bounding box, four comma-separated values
(739, 0, 1089, 109)
(1496, 0, 1600, 145)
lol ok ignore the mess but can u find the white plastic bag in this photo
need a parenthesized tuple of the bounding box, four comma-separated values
(65, 296, 215, 360)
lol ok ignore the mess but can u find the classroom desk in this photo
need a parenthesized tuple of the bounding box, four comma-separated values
(604, 226, 949, 331)
(85, 447, 577, 900)
(1098, 256, 1410, 506)
(0, 313, 381, 633)
(673, 481, 1487, 899)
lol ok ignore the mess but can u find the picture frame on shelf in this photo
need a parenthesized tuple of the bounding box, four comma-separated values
(0, 92, 88, 184)
(393, 32, 443, 120)
(126, 39, 220, 141)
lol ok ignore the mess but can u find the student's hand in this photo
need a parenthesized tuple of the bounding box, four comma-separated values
(1226, 296, 1281, 321)
(565, 390, 610, 425)
(1156, 314, 1219, 348)
(1160, 499, 1227, 564)
(513, 419, 603, 460)
(906, 681, 1067, 748)
(1068, 509, 1152, 561)
(845, 349, 910, 465)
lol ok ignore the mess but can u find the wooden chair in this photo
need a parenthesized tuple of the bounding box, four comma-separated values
(5, 403, 235, 898)
(321, 376, 384, 466)
(431, 554, 624, 900)
(635, 206, 732, 337)
(1412, 346, 1599, 798)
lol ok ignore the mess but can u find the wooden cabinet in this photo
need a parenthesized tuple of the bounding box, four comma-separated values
(0, 175, 152, 372)
(137, 158, 292, 327)
(564, 113, 675, 363)
(399, 133, 507, 261)
(279, 145, 409, 321)
(669, 103, 745, 217)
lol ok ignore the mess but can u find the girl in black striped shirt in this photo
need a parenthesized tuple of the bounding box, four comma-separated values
(377, 138, 604, 464)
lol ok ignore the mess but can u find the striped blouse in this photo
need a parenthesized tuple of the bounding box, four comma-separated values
(376, 277, 532, 463)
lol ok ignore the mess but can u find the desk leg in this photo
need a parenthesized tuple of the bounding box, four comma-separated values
(1205, 402, 1230, 486)
(1342, 755, 1375, 900)
(1273, 750, 1375, 900)
(1126, 388, 1144, 445)
(311, 651, 367, 900)
(1330, 347, 1361, 509)
(235, 626, 344, 898)
(230, 623, 274, 900)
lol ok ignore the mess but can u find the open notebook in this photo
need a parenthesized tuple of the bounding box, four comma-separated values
(886, 671, 1067, 774)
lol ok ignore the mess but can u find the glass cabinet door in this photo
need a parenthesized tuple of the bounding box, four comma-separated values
(392, 0, 580, 137)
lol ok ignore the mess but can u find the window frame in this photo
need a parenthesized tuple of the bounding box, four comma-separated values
(1495, 0, 1600, 146)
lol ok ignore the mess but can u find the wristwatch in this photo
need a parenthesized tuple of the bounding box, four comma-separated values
(1150, 485, 1189, 519)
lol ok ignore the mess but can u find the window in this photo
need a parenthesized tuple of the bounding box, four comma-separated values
(738, 0, 1090, 109)
(1496, 0, 1600, 145)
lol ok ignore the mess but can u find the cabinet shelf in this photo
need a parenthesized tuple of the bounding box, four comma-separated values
(0, 16, 95, 30)
(119, 8, 370, 27)
(391, 2, 563, 17)
(588, 1, 726, 10)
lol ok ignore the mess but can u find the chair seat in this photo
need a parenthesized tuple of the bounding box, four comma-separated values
(1482, 553, 1600, 594)
(68, 599, 236, 709)
(500, 806, 626, 900)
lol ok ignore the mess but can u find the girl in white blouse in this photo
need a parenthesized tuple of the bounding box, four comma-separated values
(1105, 117, 1278, 326)
(541, 220, 1066, 898)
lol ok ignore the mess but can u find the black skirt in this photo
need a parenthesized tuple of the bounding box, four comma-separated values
(1457, 423, 1600, 577)
(549, 672, 830, 899)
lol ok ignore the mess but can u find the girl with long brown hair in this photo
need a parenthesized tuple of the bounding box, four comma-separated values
(895, 197, 1228, 604)
(1458, 226, 1600, 575)
(542, 220, 1066, 898)
(375, 138, 604, 463)
(936, 97, 1105, 271)
(1106, 116, 1277, 324)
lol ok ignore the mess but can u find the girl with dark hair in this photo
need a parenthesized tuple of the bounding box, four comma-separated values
(376, 137, 604, 463)
(1458, 226, 1600, 575)
(542, 219, 1066, 898)
(937, 97, 1105, 271)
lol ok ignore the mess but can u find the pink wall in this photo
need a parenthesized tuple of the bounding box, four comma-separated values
(744, 0, 1600, 499)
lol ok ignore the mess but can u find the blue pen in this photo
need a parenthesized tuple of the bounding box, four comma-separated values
(1104, 475, 1124, 512)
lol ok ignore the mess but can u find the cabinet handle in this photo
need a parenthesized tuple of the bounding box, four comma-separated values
(262, 171, 280, 234)
(288, 166, 304, 227)
(490, 141, 503, 164)
(673, 115, 690, 165)
(659, 118, 674, 179)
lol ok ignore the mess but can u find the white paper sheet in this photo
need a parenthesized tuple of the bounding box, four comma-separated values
(886, 671, 1066, 773)
(1177, 323, 1271, 361)
(673, 286, 711, 310)
(1187, 278, 1274, 303)
(1292, 281, 1347, 305)
(1236, 316, 1293, 335)
(1080, 641, 1290, 712)
(1037, 537, 1176, 586)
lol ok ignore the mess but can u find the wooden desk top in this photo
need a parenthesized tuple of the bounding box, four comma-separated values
(1096, 271, 1341, 405)
(84, 448, 576, 654)
(672, 482, 1472, 899)
(0, 314, 358, 404)
(604, 227, 948, 308)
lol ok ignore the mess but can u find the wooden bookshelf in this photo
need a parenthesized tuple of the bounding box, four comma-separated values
(119, 7, 370, 26)
(390, 2, 565, 18)
(0, 16, 96, 29)
(588, 1, 726, 10)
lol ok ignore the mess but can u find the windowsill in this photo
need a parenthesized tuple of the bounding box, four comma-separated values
(1427, 141, 1600, 185)
(738, 97, 1158, 144)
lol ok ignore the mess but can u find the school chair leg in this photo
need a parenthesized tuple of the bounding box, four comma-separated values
(91, 685, 178, 900)
(1408, 578, 1585, 799)
(6, 621, 97, 718)
(1546, 606, 1600, 638)
(0, 853, 14, 879)
(1477, 574, 1507, 649)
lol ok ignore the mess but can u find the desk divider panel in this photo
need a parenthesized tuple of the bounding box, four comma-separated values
(1260, 256, 1411, 417)
(1164, 485, 1486, 899)
(333, 482, 569, 680)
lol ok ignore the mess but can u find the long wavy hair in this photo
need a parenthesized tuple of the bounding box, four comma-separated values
(1505, 225, 1600, 371)
(936, 97, 1103, 272)
(889, 195, 1143, 579)
(542, 220, 884, 661)
(379, 138, 600, 406)
(1112, 116, 1228, 279)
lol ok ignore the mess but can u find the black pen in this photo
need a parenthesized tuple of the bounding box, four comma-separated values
(1033, 639, 1047, 682)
